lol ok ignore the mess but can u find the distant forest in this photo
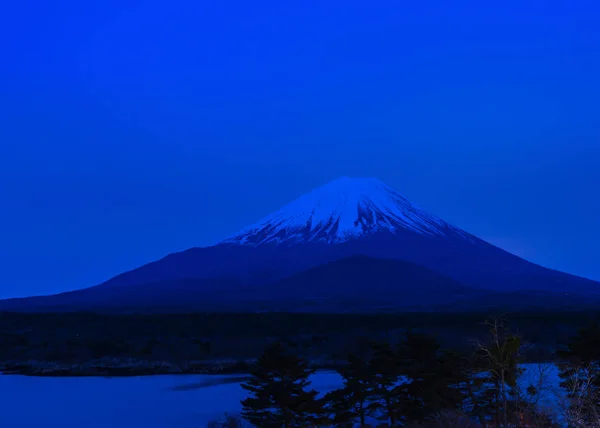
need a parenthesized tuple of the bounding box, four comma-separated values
(2, 311, 600, 376)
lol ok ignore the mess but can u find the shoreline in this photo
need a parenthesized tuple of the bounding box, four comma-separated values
(0, 359, 255, 377)
(0, 359, 344, 378)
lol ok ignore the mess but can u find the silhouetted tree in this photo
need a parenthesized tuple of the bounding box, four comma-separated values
(470, 317, 523, 428)
(395, 332, 469, 424)
(369, 341, 402, 426)
(240, 342, 324, 427)
(397, 331, 441, 422)
(325, 353, 377, 426)
(558, 322, 600, 426)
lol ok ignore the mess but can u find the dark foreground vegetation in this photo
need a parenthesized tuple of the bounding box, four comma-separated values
(210, 321, 600, 427)
(1, 311, 600, 376)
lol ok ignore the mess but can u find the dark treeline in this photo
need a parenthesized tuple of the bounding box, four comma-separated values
(208, 319, 600, 428)
(1, 311, 599, 374)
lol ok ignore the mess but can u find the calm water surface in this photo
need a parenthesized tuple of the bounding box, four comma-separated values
(0, 372, 343, 428)
(0, 365, 561, 428)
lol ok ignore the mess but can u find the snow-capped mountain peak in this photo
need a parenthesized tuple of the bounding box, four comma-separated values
(223, 177, 470, 246)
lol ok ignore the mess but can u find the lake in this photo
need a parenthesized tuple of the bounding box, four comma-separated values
(0, 364, 563, 428)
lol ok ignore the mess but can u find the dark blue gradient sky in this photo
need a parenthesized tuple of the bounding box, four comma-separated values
(1, 0, 599, 298)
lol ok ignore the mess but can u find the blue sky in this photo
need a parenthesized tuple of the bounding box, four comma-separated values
(1, 0, 599, 298)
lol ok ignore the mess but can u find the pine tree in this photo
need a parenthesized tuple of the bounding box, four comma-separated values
(369, 341, 401, 426)
(324, 388, 356, 428)
(240, 341, 324, 427)
(397, 331, 440, 422)
(325, 353, 376, 427)
(433, 349, 470, 414)
(397, 332, 468, 422)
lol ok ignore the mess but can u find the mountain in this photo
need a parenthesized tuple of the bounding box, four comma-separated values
(1, 177, 598, 312)
(92, 177, 597, 293)
(244, 255, 480, 312)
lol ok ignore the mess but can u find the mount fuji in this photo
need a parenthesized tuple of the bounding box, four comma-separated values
(1, 177, 599, 312)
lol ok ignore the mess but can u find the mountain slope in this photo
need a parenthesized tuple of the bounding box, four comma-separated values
(0, 277, 245, 313)
(0, 255, 594, 313)
(0, 256, 472, 312)
(259, 255, 596, 312)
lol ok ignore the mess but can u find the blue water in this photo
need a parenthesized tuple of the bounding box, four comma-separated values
(0, 372, 343, 428)
(0, 365, 562, 428)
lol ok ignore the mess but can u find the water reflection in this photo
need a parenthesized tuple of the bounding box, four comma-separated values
(170, 375, 251, 391)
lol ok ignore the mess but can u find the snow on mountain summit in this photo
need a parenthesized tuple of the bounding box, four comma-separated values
(223, 177, 472, 246)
